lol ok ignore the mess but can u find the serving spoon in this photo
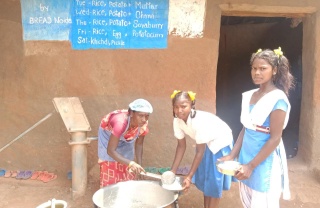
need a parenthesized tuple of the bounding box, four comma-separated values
(141, 171, 176, 185)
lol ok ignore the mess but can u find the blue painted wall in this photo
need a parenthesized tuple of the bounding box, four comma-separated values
(21, 0, 71, 41)
(21, 0, 169, 49)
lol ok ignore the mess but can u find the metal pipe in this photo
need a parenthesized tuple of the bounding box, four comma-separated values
(0, 111, 55, 153)
(70, 131, 88, 199)
(88, 136, 98, 141)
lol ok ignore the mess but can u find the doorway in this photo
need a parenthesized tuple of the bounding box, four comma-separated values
(216, 16, 302, 158)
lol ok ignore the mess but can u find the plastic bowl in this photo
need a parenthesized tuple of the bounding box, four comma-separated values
(216, 161, 240, 176)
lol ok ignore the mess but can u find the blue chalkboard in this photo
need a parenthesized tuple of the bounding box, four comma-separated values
(20, 0, 169, 49)
(21, 0, 71, 41)
(70, 0, 169, 49)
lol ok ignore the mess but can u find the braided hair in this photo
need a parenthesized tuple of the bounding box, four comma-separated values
(171, 91, 197, 118)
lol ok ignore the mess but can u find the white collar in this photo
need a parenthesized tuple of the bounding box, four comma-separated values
(240, 89, 290, 130)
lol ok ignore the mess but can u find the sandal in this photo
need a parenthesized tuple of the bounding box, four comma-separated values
(22, 170, 33, 179)
(16, 171, 25, 179)
(37, 171, 48, 181)
(4, 170, 12, 178)
(41, 172, 57, 183)
(158, 167, 171, 174)
(144, 167, 159, 174)
(67, 171, 72, 180)
(11, 171, 19, 178)
(176, 166, 191, 175)
(30, 171, 42, 180)
(0, 169, 6, 177)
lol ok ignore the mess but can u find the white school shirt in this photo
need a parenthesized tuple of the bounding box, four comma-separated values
(173, 110, 233, 154)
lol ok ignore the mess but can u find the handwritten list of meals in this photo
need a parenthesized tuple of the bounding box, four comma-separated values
(71, 0, 168, 49)
(21, 0, 169, 49)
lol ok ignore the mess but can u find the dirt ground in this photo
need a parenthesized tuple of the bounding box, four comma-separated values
(0, 156, 320, 208)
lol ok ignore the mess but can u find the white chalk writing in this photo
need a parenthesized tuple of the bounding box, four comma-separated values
(71, 0, 167, 49)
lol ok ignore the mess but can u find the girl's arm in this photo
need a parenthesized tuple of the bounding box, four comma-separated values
(235, 109, 286, 180)
(185, 143, 206, 182)
(107, 134, 129, 164)
(171, 138, 187, 173)
(176, 143, 205, 190)
(107, 134, 144, 174)
(135, 136, 145, 165)
(230, 127, 245, 158)
(219, 127, 245, 161)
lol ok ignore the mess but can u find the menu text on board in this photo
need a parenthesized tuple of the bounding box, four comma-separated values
(70, 0, 169, 49)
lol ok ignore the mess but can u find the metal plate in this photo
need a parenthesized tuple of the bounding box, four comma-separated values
(161, 176, 183, 192)
(216, 161, 240, 176)
(53, 97, 91, 132)
(92, 180, 176, 208)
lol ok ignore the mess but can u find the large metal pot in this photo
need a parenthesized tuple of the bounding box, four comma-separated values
(92, 180, 178, 208)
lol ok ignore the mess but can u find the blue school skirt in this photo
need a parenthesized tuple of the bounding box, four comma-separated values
(192, 144, 236, 198)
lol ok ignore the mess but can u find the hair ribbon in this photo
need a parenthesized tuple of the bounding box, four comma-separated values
(170, 90, 181, 99)
(187, 91, 196, 101)
(274, 47, 283, 57)
(170, 90, 196, 101)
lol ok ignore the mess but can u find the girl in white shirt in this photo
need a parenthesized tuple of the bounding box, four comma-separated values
(170, 90, 235, 208)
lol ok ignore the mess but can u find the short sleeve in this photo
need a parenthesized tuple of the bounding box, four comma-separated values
(272, 99, 288, 112)
(109, 115, 127, 138)
(173, 118, 185, 139)
(193, 113, 232, 144)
